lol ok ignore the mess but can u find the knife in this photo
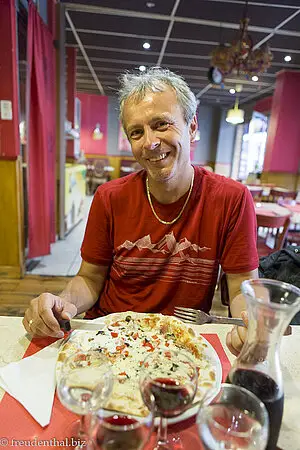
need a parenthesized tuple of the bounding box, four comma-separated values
(59, 319, 105, 332)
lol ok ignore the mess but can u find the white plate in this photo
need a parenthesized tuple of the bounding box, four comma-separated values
(90, 314, 222, 425)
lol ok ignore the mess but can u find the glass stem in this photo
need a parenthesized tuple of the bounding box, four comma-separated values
(78, 414, 88, 439)
(157, 416, 168, 446)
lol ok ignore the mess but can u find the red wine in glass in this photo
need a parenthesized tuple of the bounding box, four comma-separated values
(95, 413, 153, 450)
(142, 377, 192, 418)
(227, 369, 284, 450)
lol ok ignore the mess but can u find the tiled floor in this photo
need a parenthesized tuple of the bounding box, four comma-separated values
(27, 196, 93, 277)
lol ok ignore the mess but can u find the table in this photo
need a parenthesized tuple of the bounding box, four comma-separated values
(255, 202, 300, 226)
(1, 317, 300, 449)
(246, 184, 275, 197)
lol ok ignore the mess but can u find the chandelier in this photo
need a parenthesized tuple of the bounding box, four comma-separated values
(209, 1, 273, 82)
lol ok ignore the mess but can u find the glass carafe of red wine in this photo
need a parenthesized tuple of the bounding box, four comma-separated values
(227, 279, 300, 450)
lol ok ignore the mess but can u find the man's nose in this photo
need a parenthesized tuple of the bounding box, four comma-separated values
(142, 127, 160, 151)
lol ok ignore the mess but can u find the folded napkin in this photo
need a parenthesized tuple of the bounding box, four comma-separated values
(0, 339, 62, 427)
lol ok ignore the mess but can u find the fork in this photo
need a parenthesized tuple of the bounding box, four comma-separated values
(174, 307, 245, 327)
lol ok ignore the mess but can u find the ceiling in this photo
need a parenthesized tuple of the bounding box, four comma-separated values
(61, 0, 300, 107)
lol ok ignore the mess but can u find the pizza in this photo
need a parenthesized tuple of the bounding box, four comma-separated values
(56, 312, 220, 417)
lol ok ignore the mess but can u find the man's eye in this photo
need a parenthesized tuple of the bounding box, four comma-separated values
(130, 130, 142, 138)
(156, 121, 169, 130)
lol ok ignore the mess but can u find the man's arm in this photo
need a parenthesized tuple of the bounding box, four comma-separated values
(60, 260, 109, 314)
(225, 269, 258, 356)
(227, 269, 258, 318)
(23, 260, 109, 337)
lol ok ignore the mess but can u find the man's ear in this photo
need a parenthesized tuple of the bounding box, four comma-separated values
(189, 115, 198, 142)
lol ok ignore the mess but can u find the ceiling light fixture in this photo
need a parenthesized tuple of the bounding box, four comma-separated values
(284, 55, 292, 62)
(92, 123, 103, 140)
(229, 88, 236, 94)
(139, 65, 146, 72)
(143, 42, 151, 50)
(209, 0, 272, 83)
(146, 2, 155, 7)
(226, 98, 245, 125)
(252, 75, 259, 81)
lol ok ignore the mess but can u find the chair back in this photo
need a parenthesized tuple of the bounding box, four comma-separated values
(120, 159, 142, 177)
(249, 188, 263, 200)
(256, 214, 291, 253)
(270, 188, 297, 202)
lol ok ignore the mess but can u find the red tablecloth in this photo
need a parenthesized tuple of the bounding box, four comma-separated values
(0, 334, 231, 449)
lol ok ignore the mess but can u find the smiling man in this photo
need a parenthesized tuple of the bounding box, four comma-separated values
(23, 67, 258, 355)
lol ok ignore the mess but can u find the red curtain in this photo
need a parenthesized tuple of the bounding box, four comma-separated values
(27, 1, 56, 258)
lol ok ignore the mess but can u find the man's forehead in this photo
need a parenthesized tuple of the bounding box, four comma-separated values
(123, 88, 181, 123)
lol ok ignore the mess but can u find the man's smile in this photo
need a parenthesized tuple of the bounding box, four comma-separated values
(146, 152, 171, 163)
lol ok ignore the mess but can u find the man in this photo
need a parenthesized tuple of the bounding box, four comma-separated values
(23, 67, 258, 355)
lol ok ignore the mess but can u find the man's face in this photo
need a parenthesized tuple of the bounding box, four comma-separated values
(122, 87, 197, 183)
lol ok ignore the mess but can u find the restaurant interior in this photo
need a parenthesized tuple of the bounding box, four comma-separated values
(0, 0, 300, 449)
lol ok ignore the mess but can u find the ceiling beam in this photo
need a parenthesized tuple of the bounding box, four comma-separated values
(206, 0, 300, 9)
(252, 9, 300, 50)
(66, 28, 220, 46)
(157, 0, 181, 65)
(196, 84, 213, 98)
(69, 43, 298, 65)
(65, 11, 105, 95)
(66, 29, 300, 55)
(239, 85, 275, 104)
(70, 43, 211, 60)
(76, 58, 277, 78)
(64, 4, 300, 38)
(76, 71, 270, 89)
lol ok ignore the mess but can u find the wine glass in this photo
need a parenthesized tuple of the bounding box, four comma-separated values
(94, 407, 154, 450)
(57, 351, 114, 449)
(197, 383, 269, 450)
(139, 349, 198, 450)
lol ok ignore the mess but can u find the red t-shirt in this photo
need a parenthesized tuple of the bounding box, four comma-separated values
(81, 167, 258, 318)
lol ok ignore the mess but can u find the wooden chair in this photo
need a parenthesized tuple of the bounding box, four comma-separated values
(220, 271, 230, 308)
(286, 230, 300, 246)
(270, 188, 297, 203)
(86, 158, 111, 194)
(120, 159, 142, 177)
(256, 214, 290, 257)
(249, 187, 263, 201)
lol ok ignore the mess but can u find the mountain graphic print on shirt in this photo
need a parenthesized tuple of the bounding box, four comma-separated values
(114, 232, 213, 285)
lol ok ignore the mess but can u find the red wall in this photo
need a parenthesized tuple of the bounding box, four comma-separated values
(264, 71, 300, 174)
(0, 0, 20, 159)
(77, 93, 108, 155)
(254, 96, 273, 114)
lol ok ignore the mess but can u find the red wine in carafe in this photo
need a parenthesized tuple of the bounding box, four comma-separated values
(227, 369, 284, 450)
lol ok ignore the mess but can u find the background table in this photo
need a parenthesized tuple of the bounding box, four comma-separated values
(1, 317, 300, 449)
(255, 202, 300, 226)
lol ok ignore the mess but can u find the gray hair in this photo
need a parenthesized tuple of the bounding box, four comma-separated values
(118, 67, 197, 126)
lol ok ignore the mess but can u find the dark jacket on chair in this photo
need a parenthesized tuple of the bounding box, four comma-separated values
(259, 246, 300, 325)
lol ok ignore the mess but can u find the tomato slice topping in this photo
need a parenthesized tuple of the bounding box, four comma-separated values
(111, 332, 118, 338)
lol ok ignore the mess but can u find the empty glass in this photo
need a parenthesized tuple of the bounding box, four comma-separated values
(197, 384, 269, 450)
(57, 351, 114, 449)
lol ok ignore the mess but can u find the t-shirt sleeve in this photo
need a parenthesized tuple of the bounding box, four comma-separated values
(81, 189, 113, 266)
(220, 187, 259, 273)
